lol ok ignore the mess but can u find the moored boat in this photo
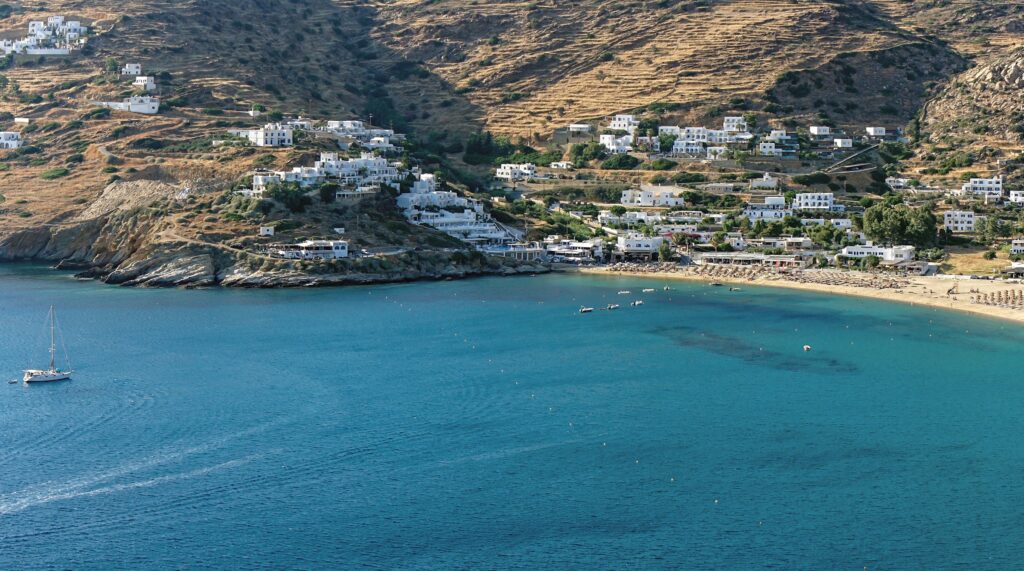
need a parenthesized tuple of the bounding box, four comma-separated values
(23, 306, 73, 384)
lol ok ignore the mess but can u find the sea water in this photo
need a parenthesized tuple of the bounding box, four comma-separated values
(1, 265, 1022, 569)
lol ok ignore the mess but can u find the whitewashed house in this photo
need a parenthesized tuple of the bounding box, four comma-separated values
(672, 139, 703, 156)
(809, 126, 831, 138)
(121, 63, 142, 75)
(1011, 240, 1024, 255)
(495, 163, 537, 181)
(758, 142, 782, 158)
(1009, 191, 1024, 205)
(259, 226, 275, 237)
(549, 161, 574, 170)
(615, 233, 666, 257)
(943, 210, 977, 233)
(960, 176, 1003, 199)
(600, 133, 633, 154)
(658, 126, 682, 137)
(609, 114, 639, 133)
(236, 123, 293, 147)
(839, 243, 915, 263)
(132, 76, 156, 92)
(742, 195, 792, 221)
(834, 138, 853, 149)
(95, 95, 160, 115)
(0, 132, 23, 149)
(568, 123, 592, 135)
(792, 192, 835, 212)
(723, 116, 747, 132)
(866, 127, 887, 138)
(620, 188, 685, 207)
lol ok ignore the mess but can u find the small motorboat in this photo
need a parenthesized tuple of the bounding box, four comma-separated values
(579, 306, 594, 314)
(710, 282, 723, 287)
(617, 290, 631, 295)
(642, 288, 656, 293)
(630, 300, 644, 307)
(663, 286, 671, 291)
(803, 345, 812, 352)
(606, 303, 620, 310)
(729, 287, 741, 291)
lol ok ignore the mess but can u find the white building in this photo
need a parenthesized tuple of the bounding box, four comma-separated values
(1011, 240, 1024, 255)
(253, 152, 402, 193)
(271, 240, 349, 260)
(758, 142, 782, 157)
(672, 139, 703, 156)
(943, 210, 976, 233)
(723, 116, 747, 133)
(132, 76, 156, 92)
(568, 123, 591, 134)
(866, 127, 887, 138)
(834, 138, 853, 149)
(800, 218, 853, 230)
(886, 177, 909, 190)
(397, 173, 515, 245)
(1009, 191, 1024, 205)
(544, 236, 604, 261)
(766, 130, 788, 142)
(616, 233, 665, 257)
(600, 133, 633, 154)
(839, 242, 915, 263)
(235, 123, 293, 147)
(792, 192, 835, 212)
(620, 188, 685, 207)
(809, 126, 831, 137)
(742, 195, 792, 221)
(495, 163, 536, 181)
(95, 95, 160, 115)
(0, 132, 22, 149)
(549, 161, 574, 170)
(121, 63, 142, 76)
(1, 16, 88, 56)
(960, 176, 1003, 199)
(750, 173, 779, 190)
(259, 226, 275, 237)
(609, 114, 639, 133)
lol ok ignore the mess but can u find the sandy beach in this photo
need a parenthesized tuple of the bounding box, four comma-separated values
(577, 263, 1024, 325)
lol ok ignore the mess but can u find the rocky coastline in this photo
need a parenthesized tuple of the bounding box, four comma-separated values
(0, 215, 549, 289)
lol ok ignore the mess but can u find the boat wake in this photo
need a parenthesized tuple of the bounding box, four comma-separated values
(0, 453, 263, 516)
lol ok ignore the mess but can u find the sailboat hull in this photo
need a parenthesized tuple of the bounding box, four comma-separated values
(23, 370, 72, 383)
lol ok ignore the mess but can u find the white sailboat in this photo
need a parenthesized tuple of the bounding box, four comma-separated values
(23, 306, 72, 384)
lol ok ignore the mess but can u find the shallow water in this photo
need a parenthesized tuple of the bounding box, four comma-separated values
(1, 265, 1022, 569)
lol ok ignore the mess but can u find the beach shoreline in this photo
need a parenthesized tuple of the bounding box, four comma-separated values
(575, 264, 1024, 325)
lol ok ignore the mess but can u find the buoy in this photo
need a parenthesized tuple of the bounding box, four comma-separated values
(803, 345, 812, 352)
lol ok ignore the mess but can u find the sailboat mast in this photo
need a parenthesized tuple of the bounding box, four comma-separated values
(49, 305, 55, 371)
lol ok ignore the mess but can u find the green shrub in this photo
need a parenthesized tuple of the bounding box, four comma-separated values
(40, 167, 69, 179)
(600, 154, 640, 170)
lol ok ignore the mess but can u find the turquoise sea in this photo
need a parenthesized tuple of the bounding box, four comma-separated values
(1, 264, 1023, 569)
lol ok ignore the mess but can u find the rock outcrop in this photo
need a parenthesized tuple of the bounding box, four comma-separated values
(0, 182, 549, 289)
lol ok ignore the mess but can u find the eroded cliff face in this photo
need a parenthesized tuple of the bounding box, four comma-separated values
(0, 182, 548, 288)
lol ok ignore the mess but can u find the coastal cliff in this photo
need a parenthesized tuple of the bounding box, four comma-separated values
(0, 182, 548, 288)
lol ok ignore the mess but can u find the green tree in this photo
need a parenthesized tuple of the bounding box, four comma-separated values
(658, 241, 675, 262)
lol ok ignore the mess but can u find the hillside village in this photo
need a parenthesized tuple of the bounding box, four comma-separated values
(0, 1, 1020, 290)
